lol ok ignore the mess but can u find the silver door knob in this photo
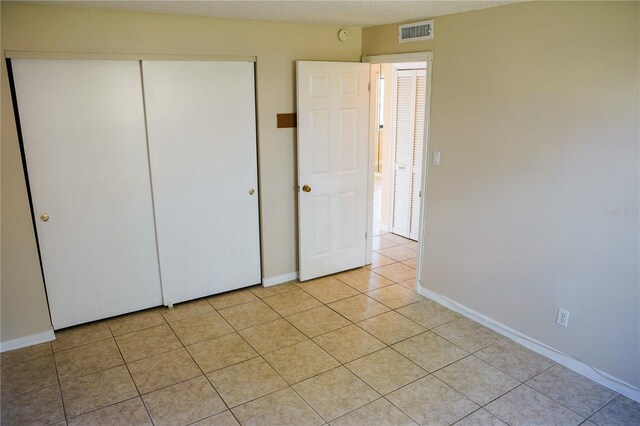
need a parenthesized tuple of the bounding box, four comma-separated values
(40, 214, 49, 222)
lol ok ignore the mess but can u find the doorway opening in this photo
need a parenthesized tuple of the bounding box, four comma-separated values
(366, 54, 431, 289)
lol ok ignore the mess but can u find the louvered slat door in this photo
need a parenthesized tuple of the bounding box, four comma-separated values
(391, 70, 417, 237)
(409, 70, 427, 239)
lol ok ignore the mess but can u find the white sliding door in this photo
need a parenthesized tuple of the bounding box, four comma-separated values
(391, 68, 426, 241)
(11, 59, 162, 329)
(296, 61, 370, 281)
(142, 61, 261, 305)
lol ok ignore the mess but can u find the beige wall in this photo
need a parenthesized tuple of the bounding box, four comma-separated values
(0, 2, 361, 343)
(364, 1, 640, 388)
(1, 57, 54, 344)
(2, 0, 638, 393)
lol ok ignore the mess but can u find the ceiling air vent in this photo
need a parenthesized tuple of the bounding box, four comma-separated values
(399, 20, 433, 43)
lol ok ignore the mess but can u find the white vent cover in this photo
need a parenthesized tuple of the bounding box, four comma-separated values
(398, 20, 433, 43)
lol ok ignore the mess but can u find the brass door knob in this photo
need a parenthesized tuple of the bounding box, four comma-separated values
(40, 214, 49, 222)
(302, 185, 311, 193)
(249, 189, 255, 195)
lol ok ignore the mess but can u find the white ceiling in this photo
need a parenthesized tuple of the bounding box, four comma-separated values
(26, 1, 522, 27)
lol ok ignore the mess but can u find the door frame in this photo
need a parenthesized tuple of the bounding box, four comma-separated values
(362, 52, 433, 291)
(389, 66, 427, 241)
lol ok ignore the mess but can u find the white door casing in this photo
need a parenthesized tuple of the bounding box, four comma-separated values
(11, 59, 163, 329)
(296, 61, 370, 281)
(142, 61, 261, 305)
(363, 51, 432, 293)
(411, 69, 427, 240)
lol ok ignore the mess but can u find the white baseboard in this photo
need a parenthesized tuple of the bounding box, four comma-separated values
(418, 285, 640, 403)
(0, 329, 55, 353)
(262, 272, 298, 287)
(379, 224, 389, 233)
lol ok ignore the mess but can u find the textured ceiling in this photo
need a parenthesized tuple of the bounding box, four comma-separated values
(25, 1, 523, 27)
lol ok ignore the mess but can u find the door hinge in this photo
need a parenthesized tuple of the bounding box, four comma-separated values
(368, 83, 371, 92)
(365, 232, 368, 239)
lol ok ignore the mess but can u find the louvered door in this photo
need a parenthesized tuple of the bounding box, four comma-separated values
(391, 68, 427, 241)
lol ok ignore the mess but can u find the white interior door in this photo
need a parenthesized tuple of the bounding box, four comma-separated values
(297, 61, 370, 281)
(142, 61, 261, 305)
(391, 68, 426, 241)
(11, 59, 162, 329)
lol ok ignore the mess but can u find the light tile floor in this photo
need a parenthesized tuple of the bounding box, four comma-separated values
(2, 232, 639, 425)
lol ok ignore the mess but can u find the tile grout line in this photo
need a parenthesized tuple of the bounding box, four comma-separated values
(380, 393, 425, 425)
(282, 306, 355, 337)
(451, 406, 490, 425)
(287, 364, 354, 424)
(277, 272, 424, 343)
(300, 363, 382, 423)
(48, 345, 68, 424)
(171, 309, 233, 417)
(519, 359, 621, 422)
(43, 260, 416, 425)
(51, 335, 114, 355)
(201, 274, 419, 424)
(121, 306, 239, 422)
(54, 341, 125, 388)
(585, 395, 622, 426)
(109, 327, 154, 425)
(151, 312, 233, 425)
(10, 247, 627, 426)
(65, 395, 146, 424)
(0, 352, 58, 402)
(501, 357, 556, 386)
(59, 329, 140, 422)
(584, 393, 620, 424)
(107, 308, 168, 339)
(516, 383, 588, 422)
(210, 315, 328, 424)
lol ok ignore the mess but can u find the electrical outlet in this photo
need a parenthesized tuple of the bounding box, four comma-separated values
(556, 308, 570, 327)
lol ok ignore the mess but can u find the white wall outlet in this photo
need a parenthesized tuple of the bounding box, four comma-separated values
(556, 308, 570, 327)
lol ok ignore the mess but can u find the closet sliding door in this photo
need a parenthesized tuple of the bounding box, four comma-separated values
(142, 61, 261, 305)
(11, 59, 162, 329)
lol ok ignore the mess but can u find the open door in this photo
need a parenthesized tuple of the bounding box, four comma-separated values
(391, 68, 427, 241)
(296, 61, 371, 281)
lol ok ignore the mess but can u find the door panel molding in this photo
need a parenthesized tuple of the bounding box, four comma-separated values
(297, 61, 371, 281)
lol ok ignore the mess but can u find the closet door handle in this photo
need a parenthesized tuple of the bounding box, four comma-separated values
(302, 185, 311, 193)
(248, 189, 255, 195)
(40, 214, 50, 222)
